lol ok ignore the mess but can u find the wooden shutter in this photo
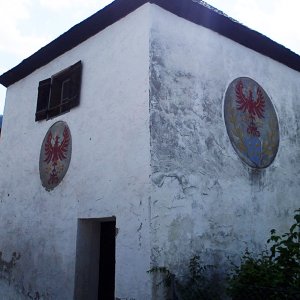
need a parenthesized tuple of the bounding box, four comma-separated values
(35, 78, 51, 121)
(48, 61, 82, 118)
(68, 61, 82, 109)
(48, 74, 62, 119)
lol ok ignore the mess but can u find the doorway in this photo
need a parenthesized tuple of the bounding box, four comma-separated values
(74, 218, 116, 300)
(98, 221, 116, 299)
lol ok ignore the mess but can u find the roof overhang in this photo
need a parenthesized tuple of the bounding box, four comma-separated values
(1, 0, 300, 87)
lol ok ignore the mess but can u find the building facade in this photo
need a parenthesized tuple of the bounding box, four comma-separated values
(0, 0, 300, 299)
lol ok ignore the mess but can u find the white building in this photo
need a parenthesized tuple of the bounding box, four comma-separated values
(0, 0, 299, 299)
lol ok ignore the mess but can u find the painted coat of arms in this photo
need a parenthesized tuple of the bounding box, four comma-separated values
(39, 121, 72, 190)
(224, 77, 279, 168)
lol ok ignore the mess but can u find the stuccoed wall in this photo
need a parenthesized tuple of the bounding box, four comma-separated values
(0, 4, 151, 300)
(1, 2, 300, 299)
(149, 3, 300, 285)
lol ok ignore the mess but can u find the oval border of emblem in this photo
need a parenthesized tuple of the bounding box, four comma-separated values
(39, 121, 72, 191)
(224, 77, 279, 168)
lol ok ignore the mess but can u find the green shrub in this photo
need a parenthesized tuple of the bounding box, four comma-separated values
(175, 255, 221, 300)
(149, 209, 300, 299)
(149, 255, 221, 300)
(227, 209, 300, 300)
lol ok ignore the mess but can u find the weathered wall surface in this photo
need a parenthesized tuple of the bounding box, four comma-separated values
(0, 4, 151, 300)
(149, 4, 300, 285)
(1, 2, 300, 299)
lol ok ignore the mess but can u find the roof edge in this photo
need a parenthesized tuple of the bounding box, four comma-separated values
(0, 0, 149, 87)
(155, 0, 300, 73)
(1, 0, 300, 87)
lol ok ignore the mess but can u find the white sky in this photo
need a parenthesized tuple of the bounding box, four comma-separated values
(0, 0, 300, 115)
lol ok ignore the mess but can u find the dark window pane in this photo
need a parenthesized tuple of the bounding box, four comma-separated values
(48, 75, 63, 118)
(36, 61, 82, 120)
(69, 61, 82, 109)
(61, 78, 71, 102)
(35, 78, 51, 121)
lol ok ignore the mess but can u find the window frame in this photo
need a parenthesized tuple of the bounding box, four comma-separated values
(35, 61, 82, 121)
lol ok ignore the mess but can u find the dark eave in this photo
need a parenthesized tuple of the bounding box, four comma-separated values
(1, 0, 300, 87)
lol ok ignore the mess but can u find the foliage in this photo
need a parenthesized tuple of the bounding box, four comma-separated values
(149, 210, 300, 299)
(148, 256, 221, 300)
(175, 255, 221, 300)
(227, 209, 300, 300)
(148, 266, 173, 288)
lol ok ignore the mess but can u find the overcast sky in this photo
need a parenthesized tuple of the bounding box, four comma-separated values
(0, 0, 300, 115)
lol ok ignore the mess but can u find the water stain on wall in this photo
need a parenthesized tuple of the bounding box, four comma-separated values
(0, 251, 21, 284)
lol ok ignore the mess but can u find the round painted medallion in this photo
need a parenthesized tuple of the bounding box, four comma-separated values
(224, 77, 279, 168)
(39, 121, 72, 190)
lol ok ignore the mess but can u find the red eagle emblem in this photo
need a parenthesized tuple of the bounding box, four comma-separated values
(44, 126, 70, 185)
(235, 80, 265, 136)
(235, 80, 265, 118)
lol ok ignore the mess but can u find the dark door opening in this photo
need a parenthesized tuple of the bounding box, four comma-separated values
(98, 221, 116, 300)
(74, 218, 116, 300)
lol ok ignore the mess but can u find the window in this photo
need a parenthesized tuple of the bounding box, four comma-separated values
(35, 61, 82, 121)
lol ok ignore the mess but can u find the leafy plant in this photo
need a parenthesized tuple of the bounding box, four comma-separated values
(175, 255, 221, 300)
(227, 209, 300, 300)
(148, 255, 221, 300)
(148, 266, 173, 288)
